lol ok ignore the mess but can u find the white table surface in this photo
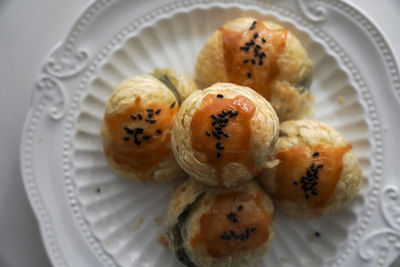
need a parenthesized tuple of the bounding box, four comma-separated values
(0, 0, 399, 266)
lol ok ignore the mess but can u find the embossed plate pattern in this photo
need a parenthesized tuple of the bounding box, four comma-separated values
(20, 0, 400, 267)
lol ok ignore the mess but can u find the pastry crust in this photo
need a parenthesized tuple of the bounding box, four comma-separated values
(101, 70, 197, 182)
(171, 82, 279, 187)
(195, 17, 313, 121)
(257, 119, 362, 218)
(167, 179, 274, 267)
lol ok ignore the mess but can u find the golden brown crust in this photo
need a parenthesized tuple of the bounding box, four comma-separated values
(258, 119, 362, 218)
(195, 17, 314, 121)
(101, 71, 197, 183)
(167, 179, 274, 267)
(171, 83, 279, 187)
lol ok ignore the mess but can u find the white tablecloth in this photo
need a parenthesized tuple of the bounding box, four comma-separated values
(0, 0, 398, 266)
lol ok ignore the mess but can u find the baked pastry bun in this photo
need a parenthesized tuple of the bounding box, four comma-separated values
(195, 17, 313, 121)
(258, 119, 362, 218)
(101, 69, 197, 182)
(167, 179, 274, 267)
(171, 82, 279, 187)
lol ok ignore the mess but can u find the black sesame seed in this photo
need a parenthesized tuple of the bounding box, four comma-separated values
(262, 37, 266, 43)
(243, 59, 249, 63)
(245, 40, 255, 46)
(217, 130, 223, 135)
(238, 205, 243, 211)
(147, 108, 154, 112)
(251, 226, 257, 232)
(215, 126, 222, 131)
(156, 129, 162, 134)
(217, 94, 224, 98)
(220, 123, 226, 128)
(148, 113, 153, 118)
(205, 130, 211, 136)
(293, 180, 298, 185)
(218, 113, 225, 118)
(240, 46, 250, 51)
(307, 169, 312, 176)
(216, 152, 221, 158)
(138, 113, 143, 120)
(315, 231, 321, 237)
(211, 114, 217, 120)
(312, 190, 318, 195)
(240, 234, 245, 240)
(135, 128, 144, 134)
(222, 132, 229, 138)
(134, 140, 141, 146)
(247, 72, 252, 78)
(250, 21, 257, 30)
(305, 194, 310, 200)
(220, 234, 226, 240)
(313, 151, 320, 157)
(233, 110, 239, 116)
(251, 59, 256, 64)
(212, 131, 221, 139)
(317, 164, 324, 168)
(253, 32, 259, 39)
(143, 134, 152, 140)
(131, 114, 136, 120)
(260, 51, 266, 58)
(216, 142, 224, 150)
(170, 102, 176, 108)
(230, 230, 235, 236)
(258, 60, 263, 66)
(226, 109, 233, 114)
(311, 162, 315, 169)
(123, 137, 130, 141)
(155, 109, 161, 115)
(255, 44, 261, 50)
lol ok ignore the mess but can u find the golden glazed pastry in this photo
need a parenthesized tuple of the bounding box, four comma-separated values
(101, 68, 197, 182)
(167, 179, 274, 267)
(258, 119, 362, 218)
(195, 17, 314, 121)
(171, 83, 279, 187)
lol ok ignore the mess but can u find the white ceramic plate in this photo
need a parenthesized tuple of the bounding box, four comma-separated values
(20, 0, 400, 267)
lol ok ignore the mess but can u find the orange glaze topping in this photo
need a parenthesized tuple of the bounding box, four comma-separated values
(274, 143, 352, 209)
(190, 94, 257, 186)
(190, 191, 271, 258)
(104, 96, 178, 179)
(220, 20, 288, 100)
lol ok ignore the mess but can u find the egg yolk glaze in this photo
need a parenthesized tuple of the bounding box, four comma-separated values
(220, 20, 288, 100)
(190, 94, 258, 186)
(104, 96, 178, 179)
(273, 143, 351, 211)
(190, 191, 271, 258)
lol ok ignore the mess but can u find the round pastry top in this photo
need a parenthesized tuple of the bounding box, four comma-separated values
(190, 190, 271, 258)
(102, 75, 179, 177)
(220, 18, 288, 100)
(190, 93, 257, 186)
(273, 143, 352, 209)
